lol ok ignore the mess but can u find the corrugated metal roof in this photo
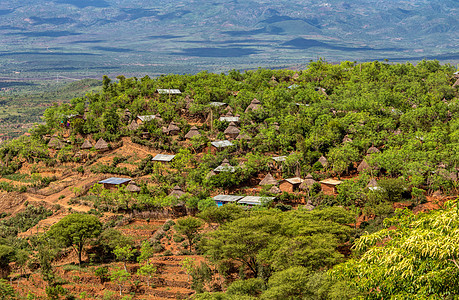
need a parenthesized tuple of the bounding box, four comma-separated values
(283, 177, 303, 185)
(213, 195, 244, 202)
(320, 178, 343, 185)
(157, 89, 181, 94)
(288, 84, 300, 89)
(152, 154, 176, 162)
(211, 140, 234, 148)
(209, 102, 227, 107)
(98, 177, 132, 185)
(137, 115, 156, 122)
(272, 156, 287, 162)
(238, 196, 275, 205)
(214, 165, 237, 173)
(219, 116, 239, 122)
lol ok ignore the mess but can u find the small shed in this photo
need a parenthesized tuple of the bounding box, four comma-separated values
(211, 140, 234, 149)
(318, 156, 328, 168)
(320, 178, 343, 195)
(272, 156, 287, 162)
(152, 154, 176, 162)
(299, 174, 317, 191)
(169, 185, 185, 198)
(279, 177, 304, 193)
(238, 196, 275, 206)
(98, 177, 131, 189)
(94, 138, 109, 152)
(224, 122, 240, 140)
(245, 98, 262, 112)
(213, 195, 244, 207)
(259, 173, 278, 186)
(80, 139, 93, 150)
(185, 126, 201, 139)
(167, 121, 180, 135)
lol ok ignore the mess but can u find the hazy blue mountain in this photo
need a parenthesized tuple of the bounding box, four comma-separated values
(0, 0, 457, 77)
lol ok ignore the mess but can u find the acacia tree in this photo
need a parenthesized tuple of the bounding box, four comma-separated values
(48, 214, 102, 266)
(331, 201, 459, 298)
(175, 217, 204, 252)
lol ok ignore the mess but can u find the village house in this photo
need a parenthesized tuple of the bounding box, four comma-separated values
(152, 154, 176, 163)
(98, 177, 131, 189)
(224, 122, 240, 140)
(169, 185, 185, 198)
(213, 159, 236, 173)
(94, 138, 109, 152)
(185, 126, 201, 139)
(319, 178, 343, 195)
(279, 177, 303, 193)
(212, 195, 244, 207)
(237, 196, 275, 207)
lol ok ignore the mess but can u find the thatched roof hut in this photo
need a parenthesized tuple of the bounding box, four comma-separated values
(236, 132, 252, 141)
(94, 138, 109, 151)
(367, 178, 378, 189)
(268, 185, 282, 194)
(167, 121, 180, 135)
(169, 185, 185, 198)
(259, 173, 278, 186)
(224, 122, 240, 139)
(81, 139, 93, 150)
(357, 159, 371, 172)
(342, 135, 353, 143)
(48, 137, 64, 149)
(318, 156, 328, 168)
(299, 174, 317, 190)
(205, 170, 216, 180)
(127, 120, 139, 131)
(367, 146, 380, 154)
(126, 182, 141, 193)
(185, 126, 201, 139)
(245, 98, 262, 112)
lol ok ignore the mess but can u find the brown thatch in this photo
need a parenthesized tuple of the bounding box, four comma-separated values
(318, 156, 328, 168)
(357, 159, 371, 172)
(367, 146, 380, 154)
(236, 132, 252, 141)
(126, 182, 141, 192)
(245, 98, 262, 112)
(162, 127, 169, 134)
(268, 185, 282, 194)
(80, 139, 93, 150)
(205, 170, 216, 180)
(224, 122, 240, 139)
(167, 122, 180, 135)
(259, 173, 278, 186)
(272, 122, 280, 131)
(367, 178, 378, 188)
(299, 174, 317, 190)
(169, 185, 185, 198)
(453, 78, 459, 88)
(127, 120, 139, 131)
(221, 158, 230, 166)
(293, 72, 300, 80)
(94, 138, 109, 151)
(342, 135, 353, 143)
(185, 126, 201, 139)
(48, 137, 64, 149)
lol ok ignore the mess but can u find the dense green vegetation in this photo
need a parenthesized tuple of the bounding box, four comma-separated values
(0, 60, 458, 298)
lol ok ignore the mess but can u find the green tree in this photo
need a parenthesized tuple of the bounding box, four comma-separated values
(175, 217, 204, 252)
(110, 267, 131, 296)
(331, 201, 459, 298)
(0, 279, 15, 299)
(48, 214, 102, 266)
(113, 245, 136, 271)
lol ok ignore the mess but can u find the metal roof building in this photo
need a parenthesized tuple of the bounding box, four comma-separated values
(209, 102, 227, 107)
(214, 165, 237, 173)
(157, 89, 181, 94)
(152, 154, 176, 162)
(238, 196, 275, 206)
(137, 115, 156, 122)
(211, 140, 234, 148)
(213, 195, 244, 206)
(219, 116, 239, 123)
(98, 178, 132, 187)
(272, 156, 287, 162)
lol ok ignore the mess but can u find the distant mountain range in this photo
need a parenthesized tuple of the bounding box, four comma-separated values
(0, 0, 457, 78)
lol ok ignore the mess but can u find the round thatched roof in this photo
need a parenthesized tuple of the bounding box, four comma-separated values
(299, 174, 317, 190)
(94, 138, 109, 150)
(367, 178, 378, 188)
(367, 146, 380, 154)
(236, 132, 252, 141)
(48, 137, 64, 149)
(259, 173, 278, 186)
(357, 159, 371, 172)
(127, 120, 139, 131)
(318, 156, 328, 167)
(224, 122, 240, 135)
(185, 126, 201, 139)
(169, 185, 185, 198)
(167, 121, 180, 133)
(245, 98, 262, 112)
(80, 139, 93, 150)
(268, 185, 282, 194)
(126, 183, 141, 192)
